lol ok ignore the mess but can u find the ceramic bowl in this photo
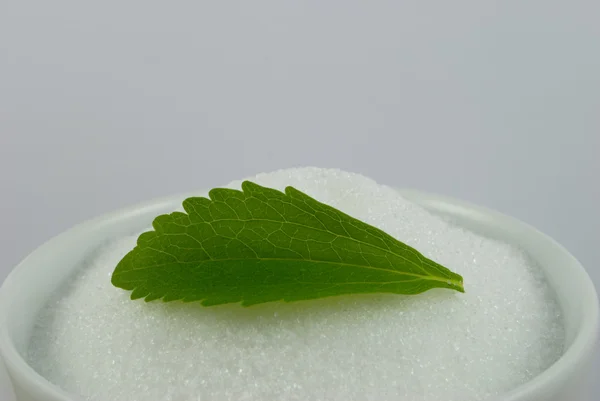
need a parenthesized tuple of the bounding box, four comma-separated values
(1, 189, 598, 401)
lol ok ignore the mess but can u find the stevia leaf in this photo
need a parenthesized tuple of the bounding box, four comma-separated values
(111, 181, 464, 306)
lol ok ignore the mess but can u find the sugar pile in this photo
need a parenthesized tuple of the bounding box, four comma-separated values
(27, 167, 565, 401)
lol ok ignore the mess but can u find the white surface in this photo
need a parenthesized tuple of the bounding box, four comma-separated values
(26, 168, 565, 401)
(1, 187, 597, 401)
(0, 0, 598, 399)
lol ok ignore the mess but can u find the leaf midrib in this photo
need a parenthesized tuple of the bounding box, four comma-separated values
(116, 255, 459, 287)
(170, 216, 443, 279)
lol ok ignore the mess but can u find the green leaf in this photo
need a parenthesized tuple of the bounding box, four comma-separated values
(111, 181, 464, 306)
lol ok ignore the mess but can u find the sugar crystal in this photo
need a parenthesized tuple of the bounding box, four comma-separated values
(27, 167, 565, 401)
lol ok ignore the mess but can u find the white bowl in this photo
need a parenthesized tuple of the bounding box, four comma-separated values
(1, 189, 598, 401)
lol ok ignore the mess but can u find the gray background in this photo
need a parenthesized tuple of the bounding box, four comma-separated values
(1, 0, 598, 400)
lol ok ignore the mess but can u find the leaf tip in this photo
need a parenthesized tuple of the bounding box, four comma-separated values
(451, 277, 465, 293)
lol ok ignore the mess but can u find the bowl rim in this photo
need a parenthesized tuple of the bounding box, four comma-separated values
(0, 188, 598, 401)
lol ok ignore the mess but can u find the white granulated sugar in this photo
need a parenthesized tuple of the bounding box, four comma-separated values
(27, 167, 565, 401)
